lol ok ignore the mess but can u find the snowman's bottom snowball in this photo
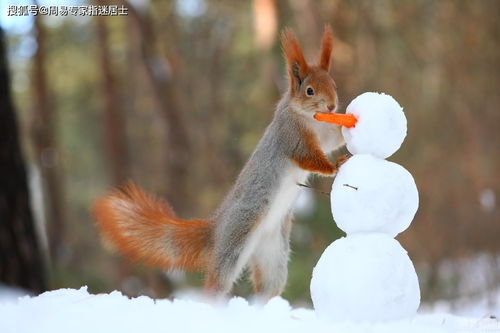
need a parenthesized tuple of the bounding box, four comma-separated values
(310, 233, 420, 322)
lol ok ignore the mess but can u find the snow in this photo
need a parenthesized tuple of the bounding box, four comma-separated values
(330, 154, 419, 237)
(424, 287, 500, 318)
(310, 233, 420, 322)
(0, 284, 28, 302)
(1, 286, 498, 333)
(342, 92, 406, 159)
(478, 188, 496, 213)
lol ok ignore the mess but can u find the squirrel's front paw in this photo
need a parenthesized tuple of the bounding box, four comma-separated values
(334, 154, 351, 171)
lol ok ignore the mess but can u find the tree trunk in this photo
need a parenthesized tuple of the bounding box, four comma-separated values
(31, 14, 65, 261)
(0, 28, 47, 294)
(96, 6, 129, 186)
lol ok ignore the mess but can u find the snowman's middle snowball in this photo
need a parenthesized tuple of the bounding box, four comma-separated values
(331, 154, 419, 237)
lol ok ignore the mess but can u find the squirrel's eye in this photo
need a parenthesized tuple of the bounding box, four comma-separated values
(306, 87, 314, 96)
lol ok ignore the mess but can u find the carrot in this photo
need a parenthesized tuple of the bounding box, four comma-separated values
(314, 112, 357, 128)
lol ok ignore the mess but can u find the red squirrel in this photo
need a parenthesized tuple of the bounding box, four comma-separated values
(93, 25, 346, 299)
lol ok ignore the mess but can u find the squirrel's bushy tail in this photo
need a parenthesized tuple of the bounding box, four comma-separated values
(93, 182, 212, 272)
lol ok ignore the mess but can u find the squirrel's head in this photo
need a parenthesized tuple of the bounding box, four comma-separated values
(281, 25, 338, 115)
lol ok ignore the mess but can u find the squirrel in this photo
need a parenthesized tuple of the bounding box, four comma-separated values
(93, 25, 346, 299)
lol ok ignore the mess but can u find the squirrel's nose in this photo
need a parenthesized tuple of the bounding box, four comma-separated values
(327, 104, 336, 112)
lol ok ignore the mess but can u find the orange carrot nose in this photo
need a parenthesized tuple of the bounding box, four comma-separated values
(314, 112, 358, 128)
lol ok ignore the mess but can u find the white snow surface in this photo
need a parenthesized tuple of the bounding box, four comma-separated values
(0, 286, 498, 333)
(343, 92, 406, 159)
(311, 233, 420, 322)
(331, 154, 419, 237)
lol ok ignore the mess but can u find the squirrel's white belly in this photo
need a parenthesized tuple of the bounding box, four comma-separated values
(235, 166, 309, 273)
(259, 166, 308, 233)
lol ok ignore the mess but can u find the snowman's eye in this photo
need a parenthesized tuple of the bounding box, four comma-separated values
(306, 87, 314, 96)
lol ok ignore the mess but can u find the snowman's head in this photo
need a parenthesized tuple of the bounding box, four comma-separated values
(343, 92, 407, 159)
(281, 26, 339, 116)
(312, 92, 407, 159)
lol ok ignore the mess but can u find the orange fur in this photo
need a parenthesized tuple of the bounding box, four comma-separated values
(318, 25, 334, 71)
(93, 182, 212, 272)
(292, 127, 335, 174)
(290, 66, 338, 110)
(281, 28, 309, 85)
(250, 261, 263, 293)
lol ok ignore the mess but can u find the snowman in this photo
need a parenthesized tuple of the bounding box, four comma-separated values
(310, 92, 420, 322)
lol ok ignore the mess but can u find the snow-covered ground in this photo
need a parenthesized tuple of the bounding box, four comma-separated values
(0, 286, 498, 333)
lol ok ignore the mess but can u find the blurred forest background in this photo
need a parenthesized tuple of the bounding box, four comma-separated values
(0, 0, 499, 309)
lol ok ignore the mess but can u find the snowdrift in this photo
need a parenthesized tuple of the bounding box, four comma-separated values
(0, 287, 498, 333)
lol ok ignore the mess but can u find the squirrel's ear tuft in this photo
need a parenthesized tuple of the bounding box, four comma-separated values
(281, 27, 309, 90)
(318, 24, 334, 71)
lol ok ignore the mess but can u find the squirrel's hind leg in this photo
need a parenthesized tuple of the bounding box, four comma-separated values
(249, 214, 292, 299)
(203, 217, 256, 298)
(203, 254, 243, 298)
